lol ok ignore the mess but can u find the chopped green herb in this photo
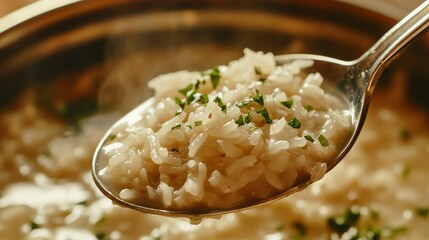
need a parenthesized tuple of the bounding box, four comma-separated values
(171, 123, 182, 130)
(318, 134, 329, 147)
(401, 164, 411, 179)
(251, 89, 264, 106)
(235, 115, 246, 126)
(244, 111, 251, 124)
(198, 93, 209, 105)
(288, 117, 301, 129)
(369, 209, 380, 221)
(254, 66, 262, 75)
(400, 128, 411, 140)
(254, 66, 267, 83)
(210, 67, 221, 89)
(304, 135, 315, 143)
(76, 200, 88, 206)
(186, 124, 193, 129)
(95, 232, 106, 240)
(194, 79, 201, 90)
(175, 97, 185, 110)
(29, 221, 40, 231)
(292, 221, 307, 236)
(186, 90, 197, 104)
(280, 100, 294, 108)
(416, 207, 429, 218)
(327, 207, 361, 234)
(194, 120, 203, 126)
(256, 108, 272, 124)
(381, 226, 407, 238)
(214, 96, 227, 112)
(235, 113, 251, 126)
(107, 134, 117, 142)
(304, 105, 314, 111)
(178, 84, 194, 96)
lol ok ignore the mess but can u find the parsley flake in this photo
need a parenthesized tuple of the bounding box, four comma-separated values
(171, 123, 182, 130)
(318, 134, 329, 147)
(29, 221, 40, 231)
(210, 67, 221, 89)
(186, 90, 197, 104)
(256, 108, 272, 124)
(304, 105, 314, 111)
(107, 134, 117, 142)
(198, 93, 209, 105)
(304, 135, 315, 143)
(175, 97, 185, 110)
(287, 117, 301, 129)
(178, 84, 193, 96)
(254, 66, 267, 83)
(251, 89, 264, 106)
(214, 96, 227, 112)
(416, 207, 429, 218)
(280, 100, 294, 108)
(194, 120, 203, 126)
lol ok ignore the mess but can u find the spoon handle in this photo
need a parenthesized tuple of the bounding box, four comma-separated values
(359, 1, 429, 93)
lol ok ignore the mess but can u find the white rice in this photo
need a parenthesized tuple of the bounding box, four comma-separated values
(101, 49, 352, 210)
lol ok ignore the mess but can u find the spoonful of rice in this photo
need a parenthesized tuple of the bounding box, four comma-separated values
(93, 1, 429, 221)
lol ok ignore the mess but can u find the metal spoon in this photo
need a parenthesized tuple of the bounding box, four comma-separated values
(92, 1, 429, 220)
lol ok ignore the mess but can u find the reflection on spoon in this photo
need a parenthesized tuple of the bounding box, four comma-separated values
(92, 1, 429, 220)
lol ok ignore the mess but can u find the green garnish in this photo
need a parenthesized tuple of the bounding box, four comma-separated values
(401, 164, 411, 179)
(280, 100, 294, 109)
(254, 66, 262, 75)
(244, 111, 251, 124)
(292, 221, 307, 236)
(327, 207, 361, 234)
(256, 108, 272, 124)
(235, 115, 245, 126)
(186, 90, 197, 105)
(327, 207, 407, 239)
(198, 93, 209, 105)
(400, 128, 411, 140)
(76, 200, 88, 206)
(369, 209, 380, 221)
(107, 134, 117, 142)
(254, 66, 267, 83)
(29, 221, 40, 231)
(382, 226, 407, 238)
(287, 117, 301, 129)
(178, 84, 194, 96)
(304, 105, 314, 111)
(214, 96, 227, 112)
(175, 97, 185, 110)
(194, 120, 203, 126)
(95, 232, 106, 240)
(416, 207, 429, 217)
(171, 123, 182, 130)
(251, 89, 264, 106)
(194, 79, 201, 90)
(318, 134, 329, 147)
(210, 67, 221, 89)
(304, 135, 315, 143)
(235, 114, 250, 126)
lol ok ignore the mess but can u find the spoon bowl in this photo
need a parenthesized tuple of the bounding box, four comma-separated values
(93, 1, 429, 219)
